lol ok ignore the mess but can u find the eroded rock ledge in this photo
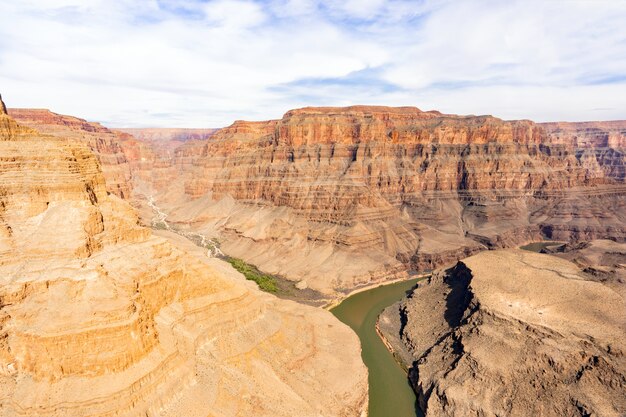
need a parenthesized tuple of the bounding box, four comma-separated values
(380, 249, 626, 417)
(0, 104, 368, 417)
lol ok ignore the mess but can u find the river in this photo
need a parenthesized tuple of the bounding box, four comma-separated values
(147, 196, 224, 258)
(520, 240, 565, 253)
(149, 195, 423, 414)
(331, 278, 424, 417)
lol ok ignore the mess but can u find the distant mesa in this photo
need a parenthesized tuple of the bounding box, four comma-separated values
(117, 127, 219, 142)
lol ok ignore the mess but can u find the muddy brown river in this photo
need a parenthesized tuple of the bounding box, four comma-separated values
(331, 278, 423, 417)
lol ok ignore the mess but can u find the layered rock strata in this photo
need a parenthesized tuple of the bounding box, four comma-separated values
(379, 249, 626, 417)
(0, 101, 368, 417)
(114, 128, 218, 186)
(118, 128, 218, 143)
(8, 108, 134, 199)
(112, 129, 213, 199)
(136, 106, 626, 295)
(541, 121, 626, 182)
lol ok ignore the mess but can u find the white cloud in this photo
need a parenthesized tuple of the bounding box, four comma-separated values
(203, 0, 267, 29)
(327, 0, 387, 19)
(0, 0, 624, 127)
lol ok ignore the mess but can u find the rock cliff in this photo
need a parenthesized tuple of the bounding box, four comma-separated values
(135, 106, 626, 295)
(541, 120, 626, 149)
(118, 128, 218, 142)
(112, 128, 216, 200)
(0, 107, 368, 416)
(541, 121, 626, 182)
(8, 108, 134, 199)
(379, 249, 626, 417)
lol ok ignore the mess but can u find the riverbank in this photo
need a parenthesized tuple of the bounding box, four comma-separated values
(331, 277, 425, 417)
(375, 319, 411, 373)
(324, 272, 430, 310)
(520, 240, 566, 252)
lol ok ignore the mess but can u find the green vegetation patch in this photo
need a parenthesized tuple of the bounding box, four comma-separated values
(227, 257, 278, 293)
(152, 221, 168, 230)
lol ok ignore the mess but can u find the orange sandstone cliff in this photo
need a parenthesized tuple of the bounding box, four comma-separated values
(0, 97, 368, 416)
(8, 108, 134, 199)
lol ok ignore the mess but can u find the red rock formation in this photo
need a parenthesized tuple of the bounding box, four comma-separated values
(541, 120, 626, 148)
(8, 108, 134, 199)
(541, 120, 626, 181)
(133, 106, 625, 294)
(118, 127, 218, 143)
(114, 128, 219, 189)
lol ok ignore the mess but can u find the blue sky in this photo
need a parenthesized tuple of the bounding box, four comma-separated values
(0, 0, 625, 127)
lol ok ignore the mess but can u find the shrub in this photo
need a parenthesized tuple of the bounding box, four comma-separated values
(227, 258, 279, 293)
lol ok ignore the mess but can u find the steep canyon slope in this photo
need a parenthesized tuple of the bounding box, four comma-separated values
(378, 248, 626, 417)
(132, 106, 626, 295)
(0, 98, 368, 417)
(115, 128, 217, 201)
(8, 108, 135, 199)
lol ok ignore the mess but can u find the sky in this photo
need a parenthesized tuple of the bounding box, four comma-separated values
(0, 0, 625, 127)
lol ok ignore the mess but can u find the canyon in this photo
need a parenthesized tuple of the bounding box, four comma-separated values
(0, 97, 368, 416)
(112, 107, 626, 297)
(3, 97, 625, 417)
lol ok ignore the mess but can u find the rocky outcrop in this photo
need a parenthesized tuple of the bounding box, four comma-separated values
(8, 109, 134, 199)
(0, 108, 368, 416)
(547, 239, 626, 298)
(541, 121, 626, 182)
(379, 249, 626, 417)
(135, 106, 626, 295)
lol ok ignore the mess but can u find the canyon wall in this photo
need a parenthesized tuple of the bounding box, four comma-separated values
(113, 129, 216, 199)
(541, 120, 626, 149)
(541, 121, 626, 181)
(137, 106, 626, 295)
(9, 104, 626, 296)
(115, 128, 218, 188)
(0, 99, 368, 416)
(118, 128, 218, 142)
(379, 248, 626, 417)
(8, 109, 135, 199)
